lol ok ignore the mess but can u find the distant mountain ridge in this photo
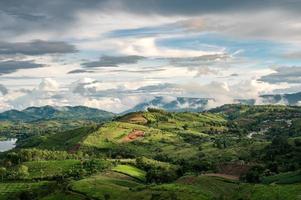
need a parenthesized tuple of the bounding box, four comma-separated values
(123, 96, 211, 114)
(0, 105, 115, 122)
(123, 92, 301, 113)
(260, 92, 301, 105)
(1, 92, 300, 121)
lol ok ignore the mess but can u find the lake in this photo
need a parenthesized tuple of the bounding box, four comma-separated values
(0, 138, 17, 152)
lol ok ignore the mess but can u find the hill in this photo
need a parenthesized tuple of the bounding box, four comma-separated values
(0, 105, 115, 122)
(0, 105, 300, 199)
(0, 106, 115, 140)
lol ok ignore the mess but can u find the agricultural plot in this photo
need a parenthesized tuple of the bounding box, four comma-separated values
(262, 170, 301, 184)
(71, 172, 145, 200)
(23, 160, 80, 179)
(112, 165, 146, 182)
(0, 181, 48, 200)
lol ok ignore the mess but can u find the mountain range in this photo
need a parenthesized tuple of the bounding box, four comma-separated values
(0, 105, 114, 122)
(123, 92, 301, 113)
(0, 91, 300, 121)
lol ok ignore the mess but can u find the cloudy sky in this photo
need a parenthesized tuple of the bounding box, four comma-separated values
(1, 0, 301, 112)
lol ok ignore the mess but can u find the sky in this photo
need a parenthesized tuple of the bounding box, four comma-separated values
(1, 0, 301, 113)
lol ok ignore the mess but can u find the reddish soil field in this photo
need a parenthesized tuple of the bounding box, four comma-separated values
(122, 130, 145, 142)
(68, 143, 81, 154)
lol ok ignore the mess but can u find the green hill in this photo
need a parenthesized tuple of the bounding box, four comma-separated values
(1, 105, 301, 199)
(0, 105, 115, 122)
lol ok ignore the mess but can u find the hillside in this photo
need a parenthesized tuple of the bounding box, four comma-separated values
(0, 105, 115, 140)
(0, 105, 115, 122)
(0, 105, 300, 199)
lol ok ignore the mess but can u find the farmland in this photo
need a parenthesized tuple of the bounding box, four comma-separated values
(0, 105, 300, 199)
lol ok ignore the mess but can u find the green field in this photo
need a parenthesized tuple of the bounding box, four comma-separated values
(0, 181, 49, 200)
(41, 192, 85, 200)
(23, 160, 80, 179)
(112, 165, 146, 182)
(71, 172, 144, 200)
(262, 170, 301, 184)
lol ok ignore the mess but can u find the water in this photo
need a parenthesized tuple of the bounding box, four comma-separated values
(0, 138, 17, 152)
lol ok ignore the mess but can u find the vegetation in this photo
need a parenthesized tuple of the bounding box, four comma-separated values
(0, 104, 300, 199)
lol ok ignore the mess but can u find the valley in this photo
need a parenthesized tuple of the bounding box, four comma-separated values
(0, 105, 300, 200)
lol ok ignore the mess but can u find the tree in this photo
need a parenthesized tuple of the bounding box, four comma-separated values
(17, 165, 29, 179)
(0, 167, 6, 181)
(244, 165, 264, 183)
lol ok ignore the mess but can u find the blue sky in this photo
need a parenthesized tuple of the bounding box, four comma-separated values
(0, 0, 301, 112)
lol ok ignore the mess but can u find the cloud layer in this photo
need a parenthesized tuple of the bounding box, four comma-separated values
(0, 0, 301, 111)
(0, 40, 77, 55)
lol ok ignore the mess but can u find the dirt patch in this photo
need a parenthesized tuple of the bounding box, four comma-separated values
(203, 173, 239, 180)
(177, 176, 199, 185)
(68, 143, 81, 154)
(216, 163, 251, 177)
(122, 130, 145, 142)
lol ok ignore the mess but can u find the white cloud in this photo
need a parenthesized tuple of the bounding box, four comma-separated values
(38, 78, 59, 91)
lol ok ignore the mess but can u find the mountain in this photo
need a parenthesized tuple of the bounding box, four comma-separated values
(0, 105, 115, 122)
(123, 96, 211, 114)
(0, 110, 38, 122)
(260, 92, 301, 105)
(124, 92, 301, 114)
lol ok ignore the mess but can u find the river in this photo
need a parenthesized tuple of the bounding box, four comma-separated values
(0, 138, 17, 152)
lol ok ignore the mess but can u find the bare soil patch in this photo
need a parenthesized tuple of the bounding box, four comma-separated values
(68, 143, 81, 154)
(122, 130, 145, 142)
(176, 176, 199, 185)
(216, 163, 251, 177)
(203, 173, 239, 180)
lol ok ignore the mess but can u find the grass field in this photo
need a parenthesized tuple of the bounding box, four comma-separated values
(112, 165, 146, 182)
(234, 183, 301, 200)
(41, 191, 85, 200)
(23, 160, 80, 179)
(262, 170, 301, 184)
(18, 126, 95, 150)
(71, 171, 144, 200)
(71, 170, 301, 200)
(0, 181, 49, 200)
(71, 173, 241, 200)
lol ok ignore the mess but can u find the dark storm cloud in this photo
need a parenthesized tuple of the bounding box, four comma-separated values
(107, 0, 301, 15)
(0, 0, 107, 37)
(82, 55, 145, 68)
(0, 40, 77, 55)
(68, 69, 94, 74)
(1, 0, 300, 37)
(259, 66, 301, 84)
(0, 60, 44, 75)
